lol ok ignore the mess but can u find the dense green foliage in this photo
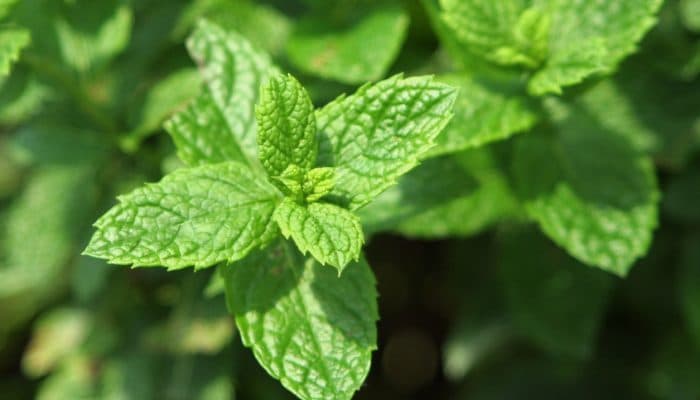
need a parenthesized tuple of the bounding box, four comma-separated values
(1, 0, 699, 399)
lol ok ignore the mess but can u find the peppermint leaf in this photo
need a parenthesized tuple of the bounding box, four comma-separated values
(273, 197, 363, 273)
(512, 99, 660, 276)
(221, 240, 378, 400)
(84, 162, 280, 270)
(256, 73, 317, 178)
(316, 74, 458, 210)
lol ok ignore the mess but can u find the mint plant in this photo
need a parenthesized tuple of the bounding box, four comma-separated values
(2, 0, 700, 399)
(84, 20, 457, 399)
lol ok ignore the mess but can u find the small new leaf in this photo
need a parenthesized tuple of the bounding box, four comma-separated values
(84, 162, 280, 270)
(303, 167, 334, 202)
(316, 74, 458, 210)
(256, 73, 318, 178)
(273, 197, 363, 273)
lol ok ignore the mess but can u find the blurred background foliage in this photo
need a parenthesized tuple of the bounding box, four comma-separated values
(0, 0, 699, 399)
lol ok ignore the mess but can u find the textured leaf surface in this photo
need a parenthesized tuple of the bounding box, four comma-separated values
(84, 162, 280, 270)
(287, 5, 408, 84)
(256, 74, 317, 178)
(499, 229, 614, 358)
(316, 74, 458, 210)
(512, 99, 659, 276)
(360, 149, 517, 238)
(274, 198, 363, 272)
(428, 74, 537, 156)
(221, 240, 378, 400)
(0, 28, 30, 76)
(166, 20, 279, 167)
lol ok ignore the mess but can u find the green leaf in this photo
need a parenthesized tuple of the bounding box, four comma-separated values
(532, 0, 662, 95)
(84, 162, 280, 270)
(0, 28, 30, 76)
(286, 4, 409, 84)
(512, 99, 660, 276)
(256, 74, 317, 178)
(316, 74, 458, 210)
(359, 148, 518, 238)
(273, 197, 363, 272)
(428, 74, 537, 157)
(499, 228, 614, 359)
(221, 240, 378, 400)
(439, 0, 549, 69)
(166, 20, 279, 167)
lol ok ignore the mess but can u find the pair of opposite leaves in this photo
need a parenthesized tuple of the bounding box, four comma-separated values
(84, 22, 458, 275)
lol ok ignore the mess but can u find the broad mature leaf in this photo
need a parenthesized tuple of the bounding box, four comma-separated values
(498, 228, 614, 359)
(256, 74, 318, 178)
(428, 74, 537, 157)
(84, 162, 280, 270)
(0, 28, 29, 76)
(316, 74, 458, 210)
(359, 148, 518, 238)
(166, 20, 279, 167)
(221, 240, 378, 400)
(512, 99, 659, 276)
(531, 0, 663, 95)
(680, 234, 700, 350)
(439, 0, 549, 69)
(287, 4, 409, 84)
(274, 198, 363, 273)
